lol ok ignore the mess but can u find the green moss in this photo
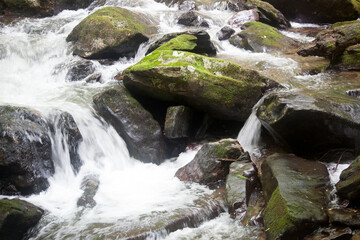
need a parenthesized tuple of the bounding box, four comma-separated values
(350, 0, 360, 14)
(211, 140, 234, 158)
(341, 46, 360, 66)
(332, 19, 360, 28)
(155, 34, 198, 52)
(263, 187, 297, 240)
(242, 21, 283, 48)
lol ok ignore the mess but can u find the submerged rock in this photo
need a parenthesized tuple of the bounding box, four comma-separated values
(164, 106, 192, 139)
(175, 139, 244, 188)
(66, 7, 157, 59)
(93, 84, 166, 164)
(229, 21, 298, 53)
(146, 30, 216, 56)
(77, 175, 100, 208)
(256, 91, 360, 157)
(0, 198, 43, 240)
(0, 106, 53, 195)
(336, 156, 360, 204)
(66, 60, 95, 82)
(261, 153, 330, 240)
(123, 50, 279, 121)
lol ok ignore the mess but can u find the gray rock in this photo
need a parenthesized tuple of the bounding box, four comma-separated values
(66, 61, 95, 82)
(164, 106, 192, 139)
(216, 26, 235, 41)
(77, 175, 99, 208)
(336, 156, 360, 204)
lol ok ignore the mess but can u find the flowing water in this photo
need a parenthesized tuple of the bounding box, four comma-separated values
(0, 0, 357, 239)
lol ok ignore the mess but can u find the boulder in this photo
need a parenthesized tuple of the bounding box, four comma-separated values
(298, 20, 360, 63)
(263, 0, 360, 23)
(256, 91, 360, 157)
(338, 44, 360, 70)
(227, 9, 259, 28)
(146, 30, 216, 56)
(216, 26, 235, 41)
(93, 84, 166, 164)
(123, 50, 279, 121)
(229, 21, 298, 53)
(66, 61, 95, 82)
(329, 208, 360, 227)
(261, 153, 330, 240)
(177, 10, 209, 27)
(164, 106, 192, 139)
(336, 156, 360, 204)
(0, 106, 53, 195)
(175, 139, 244, 188)
(77, 175, 99, 208)
(0, 198, 43, 240)
(1, 0, 53, 17)
(66, 7, 157, 59)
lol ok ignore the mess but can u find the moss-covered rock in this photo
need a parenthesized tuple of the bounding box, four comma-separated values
(338, 44, 360, 70)
(0, 198, 43, 240)
(256, 91, 360, 158)
(146, 30, 216, 56)
(336, 156, 360, 204)
(263, 0, 359, 23)
(123, 50, 279, 121)
(261, 153, 330, 240)
(66, 7, 157, 59)
(93, 84, 166, 164)
(229, 21, 298, 53)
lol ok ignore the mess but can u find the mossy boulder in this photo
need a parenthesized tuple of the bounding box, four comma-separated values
(298, 20, 360, 63)
(175, 139, 244, 188)
(338, 44, 360, 70)
(0, 106, 54, 195)
(66, 7, 157, 59)
(146, 30, 216, 56)
(123, 50, 279, 121)
(229, 22, 298, 53)
(261, 153, 330, 240)
(256, 91, 360, 158)
(93, 84, 166, 164)
(0, 198, 43, 240)
(263, 0, 360, 23)
(336, 156, 360, 204)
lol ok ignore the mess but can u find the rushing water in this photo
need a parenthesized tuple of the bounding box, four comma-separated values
(0, 0, 353, 239)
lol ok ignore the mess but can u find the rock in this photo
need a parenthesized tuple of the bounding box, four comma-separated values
(216, 26, 235, 41)
(227, 9, 259, 28)
(244, 0, 290, 29)
(0, 106, 53, 195)
(85, 73, 101, 83)
(304, 227, 353, 240)
(123, 50, 279, 121)
(66, 7, 157, 59)
(66, 61, 95, 82)
(338, 44, 360, 70)
(146, 30, 216, 56)
(77, 175, 99, 208)
(93, 84, 166, 164)
(256, 91, 360, 157)
(54, 0, 95, 13)
(261, 153, 330, 240)
(49, 111, 83, 173)
(1, 0, 53, 17)
(0, 198, 43, 240)
(175, 139, 244, 188)
(164, 106, 192, 139)
(336, 156, 360, 204)
(298, 20, 360, 63)
(179, 0, 196, 11)
(229, 21, 298, 53)
(177, 10, 209, 27)
(263, 0, 360, 23)
(346, 89, 360, 98)
(329, 208, 360, 227)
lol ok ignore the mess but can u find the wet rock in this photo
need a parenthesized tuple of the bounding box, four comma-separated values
(175, 139, 244, 188)
(336, 156, 360, 204)
(85, 73, 101, 83)
(0, 106, 53, 195)
(304, 227, 352, 240)
(216, 26, 235, 41)
(66, 7, 157, 59)
(179, 0, 196, 11)
(66, 60, 95, 82)
(227, 9, 259, 29)
(164, 106, 192, 139)
(93, 84, 166, 164)
(256, 91, 360, 158)
(177, 11, 209, 27)
(123, 50, 279, 122)
(54, 0, 95, 13)
(229, 21, 298, 53)
(263, 0, 359, 23)
(146, 30, 216, 56)
(329, 208, 360, 227)
(1, 0, 54, 18)
(0, 198, 43, 240)
(77, 175, 100, 208)
(346, 89, 360, 98)
(338, 44, 360, 71)
(261, 153, 330, 240)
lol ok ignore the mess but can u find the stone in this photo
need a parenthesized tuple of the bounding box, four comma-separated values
(93, 84, 166, 164)
(123, 50, 279, 122)
(66, 7, 157, 59)
(77, 175, 100, 208)
(346, 89, 360, 98)
(177, 10, 209, 27)
(175, 139, 244, 188)
(216, 26, 235, 41)
(304, 227, 353, 240)
(66, 61, 95, 82)
(0, 106, 53, 195)
(329, 208, 360, 227)
(338, 44, 360, 71)
(164, 106, 192, 139)
(336, 156, 360, 204)
(227, 9, 259, 28)
(261, 153, 330, 240)
(0, 198, 43, 240)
